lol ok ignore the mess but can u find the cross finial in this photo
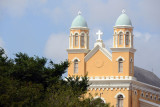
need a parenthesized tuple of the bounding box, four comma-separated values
(96, 30, 103, 41)
(78, 11, 81, 15)
(122, 9, 126, 14)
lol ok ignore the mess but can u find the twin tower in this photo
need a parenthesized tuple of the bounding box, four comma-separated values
(67, 10, 136, 78)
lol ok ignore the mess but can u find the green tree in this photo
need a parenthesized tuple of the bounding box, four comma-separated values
(0, 48, 112, 107)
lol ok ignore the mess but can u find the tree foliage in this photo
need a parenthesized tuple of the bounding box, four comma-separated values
(0, 48, 112, 107)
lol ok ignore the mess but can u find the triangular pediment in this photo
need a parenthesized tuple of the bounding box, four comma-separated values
(84, 45, 112, 62)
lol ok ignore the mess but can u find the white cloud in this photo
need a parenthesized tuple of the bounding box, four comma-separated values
(44, 33, 68, 62)
(0, 0, 28, 17)
(134, 31, 160, 77)
(0, 0, 47, 18)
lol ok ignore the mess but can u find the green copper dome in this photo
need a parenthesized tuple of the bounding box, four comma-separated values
(115, 12, 132, 26)
(71, 13, 88, 28)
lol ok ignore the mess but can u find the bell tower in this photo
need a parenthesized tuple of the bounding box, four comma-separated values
(111, 10, 136, 76)
(67, 11, 90, 76)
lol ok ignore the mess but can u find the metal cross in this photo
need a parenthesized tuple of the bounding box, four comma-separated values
(78, 11, 81, 15)
(122, 9, 126, 14)
(96, 30, 103, 40)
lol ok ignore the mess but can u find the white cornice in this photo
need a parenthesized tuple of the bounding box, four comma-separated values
(84, 76, 160, 95)
(84, 45, 112, 62)
(110, 48, 136, 53)
(113, 26, 133, 29)
(70, 27, 89, 30)
(132, 80, 160, 95)
(67, 49, 90, 53)
(139, 99, 160, 107)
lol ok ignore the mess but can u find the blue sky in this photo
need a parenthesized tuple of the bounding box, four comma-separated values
(0, 0, 160, 77)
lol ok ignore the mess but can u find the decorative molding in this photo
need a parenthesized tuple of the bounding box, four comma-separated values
(117, 30, 124, 34)
(132, 80, 160, 96)
(84, 45, 112, 62)
(130, 57, 133, 62)
(114, 92, 125, 98)
(94, 96, 106, 103)
(73, 31, 80, 35)
(139, 99, 160, 106)
(72, 57, 80, 62)
(124, 30, 130, 34)
(113, 26, 133, 29)
(116, 56, 125, 61)
(66, 49, 90, 53)
(88, 76, 136, 80)
(79, 31, 86, 36)
(110, 48, 136, 53)
(70, 27, 89, 30)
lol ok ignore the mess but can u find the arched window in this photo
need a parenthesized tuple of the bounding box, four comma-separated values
(118, 58, 123, 73)
(126, 32, 129, 45)
(115, 32, 117, 46)
(81, 33, 84, 47)
(130, 58, 133, 73)
(74, 59, 78, 73)
(75, 33, 78, 46)
(119, 32, 123, 45)
(117, 95, 123, 107)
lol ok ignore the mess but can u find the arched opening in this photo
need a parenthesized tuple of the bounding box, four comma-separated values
(125, 32, 129, 45)
(119, 32, 123, 45)
(94, 96, 106, 104)
(118, 58, 123, 73)
(81, 33, 85, 47)
(130, 58, 133, 73)
(74, 59, 78, 74)
(75, 33, 78, 47)
(117, 94, 123, 107)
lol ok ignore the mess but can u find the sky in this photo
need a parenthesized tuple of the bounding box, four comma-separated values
(0, 0, 160, 78)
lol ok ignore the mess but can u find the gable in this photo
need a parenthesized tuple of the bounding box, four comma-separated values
(84, 45, 112, 62)
(85, 49, 113, 77)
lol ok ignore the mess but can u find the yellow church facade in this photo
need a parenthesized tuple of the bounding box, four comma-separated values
(67, 11, 160, 107)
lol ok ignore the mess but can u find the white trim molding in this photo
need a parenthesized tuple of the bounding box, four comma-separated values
(130, 57, 133, 62)
(139, 99, 160, 107)
(117, 30, 124, 34)
(94, 96, 106, 103)
(84, 45, 112, 62)
(80, 31, 86, 36)
(114, 92, 125, 98)
(124, 30, 130, 34)
(72, 57, 80, 62)
(66, 49, 90, 53)
(116, 56, 125, 61)
(73, 32, 79, 35)
(110, 48, 136, 53)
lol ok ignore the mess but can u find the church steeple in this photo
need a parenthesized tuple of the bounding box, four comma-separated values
(113, 9, 134, 48)
(67, 11, 90, 76)
(69, 11, 89, 50)
(111, 10, 136, 77)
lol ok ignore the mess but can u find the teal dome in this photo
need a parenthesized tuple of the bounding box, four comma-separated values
(115, 13, 132, 26)
(71, 14, 88, 28)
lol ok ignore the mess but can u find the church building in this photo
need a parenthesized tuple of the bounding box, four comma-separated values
(67, 10, 160, 107)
